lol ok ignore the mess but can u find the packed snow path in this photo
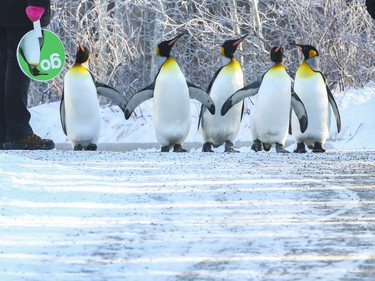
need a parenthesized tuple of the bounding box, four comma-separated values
(1, 149, 375, 281)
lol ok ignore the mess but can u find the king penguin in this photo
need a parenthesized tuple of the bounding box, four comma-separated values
(124, 33, 215, 152)
(291, 44, 341, 153)
(221, 46, 308, 153)
(18, 30, 47, 76)
(198, 35, 247, 153)
(61, 44, 126, 151)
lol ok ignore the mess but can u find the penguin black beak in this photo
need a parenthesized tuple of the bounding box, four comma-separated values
(167, 33, 185, 46)
(233, 34, 248, 47)
(77, 43, 85, 52)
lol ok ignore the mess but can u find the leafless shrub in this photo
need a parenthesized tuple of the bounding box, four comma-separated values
(29, 0, 374, 107)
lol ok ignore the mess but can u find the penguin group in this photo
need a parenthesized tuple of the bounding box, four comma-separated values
(61, 34, 341, 153)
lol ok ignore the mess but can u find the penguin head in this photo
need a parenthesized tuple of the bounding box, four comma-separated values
(292, 44, 319, 60)
(220, 34, 247, 59)
(75, 44, 90, 64)
(156, 33, 185, 57)
(270, 46, 283, 63)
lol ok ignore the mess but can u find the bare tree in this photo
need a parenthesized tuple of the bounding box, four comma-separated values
(29, 0, 375, 108)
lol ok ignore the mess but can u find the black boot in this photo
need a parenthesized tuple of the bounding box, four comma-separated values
(3, 134, 55, 150)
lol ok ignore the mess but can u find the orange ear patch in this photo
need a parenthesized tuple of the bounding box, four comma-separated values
(309, 49, 317, 58)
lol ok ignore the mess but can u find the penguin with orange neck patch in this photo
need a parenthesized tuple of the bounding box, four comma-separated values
(221, 46, 308, 153)
(60, 44, 126, 151)
(199, 35, 247, 153)
(124, 33, 215, 152)
(291, 44, 341, 153)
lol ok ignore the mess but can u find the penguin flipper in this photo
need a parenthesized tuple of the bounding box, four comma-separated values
(197, 104, 205, 130)
(206, 66, 225, 94)
(288, 108, 293, 135)
(196, 66, 225, 130)
(96, 82, 127, 112)
(187, 82, 215, 115)
(124, 84, 154, 120)
(38, 30, 45, 51)
(291, 91, 308, 133)
(221, 80, 261, 116)
(326, 85, 341, 133)
(60, 92, 67, 136)
(18, 47, 27, 63)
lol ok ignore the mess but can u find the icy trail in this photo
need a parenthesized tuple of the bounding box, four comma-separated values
(1, 150, 374, 281)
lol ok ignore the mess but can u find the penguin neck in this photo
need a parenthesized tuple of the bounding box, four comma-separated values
(161, 56, 176, 66)
(221, 56, 232, 66)
(160, 56, 179, 71)
(305, 56, 320, 72)
(160, 56, 175, 65)
(82, 61, 90, 70)
(270, 61, 284, 70)
(76, 61, 89, 70)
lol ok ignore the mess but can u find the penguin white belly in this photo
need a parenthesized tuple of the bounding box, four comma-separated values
(252, 70, 291, 145)
(153, 59, 191, 147)
(202, 66, 244, 147)
(64, 70, 101, 147)
(292, 74, 330, 146)
(20, 30, 41, 66)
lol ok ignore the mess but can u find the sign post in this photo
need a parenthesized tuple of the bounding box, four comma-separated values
(17, 29, 65, 82)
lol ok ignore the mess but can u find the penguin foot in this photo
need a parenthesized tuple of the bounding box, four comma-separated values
(74, 144, 83, 151)
(225, 141, 239, 153)
(202, 142, 214, 152)
(312, 142, 326, 153)
(86, 144, 98, 151)
(161, 146, 170, 152)
(173, 144, 187, 153)
(225, 147, 240, 153)
(263, 144, 272, 152)
(294, 142, 307, 153)
(251, 140, 262, 152)
(276, 143, 289, 153)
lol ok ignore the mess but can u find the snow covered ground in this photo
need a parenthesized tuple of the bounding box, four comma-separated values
(1, 84, 375, 280)
(1, 150, 375, 280)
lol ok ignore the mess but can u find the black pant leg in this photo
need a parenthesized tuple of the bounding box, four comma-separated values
(0, 28, 7, 142)
(4, 27, 33, 141)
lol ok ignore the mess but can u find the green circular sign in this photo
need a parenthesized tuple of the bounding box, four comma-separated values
(17, 29, 65, 81)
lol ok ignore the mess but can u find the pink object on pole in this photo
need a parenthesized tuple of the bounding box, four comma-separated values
(25, 6, 45, 22)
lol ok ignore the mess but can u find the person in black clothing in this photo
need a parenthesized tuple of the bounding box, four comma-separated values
(0, 0, 54, 150)
(366, 0, 375, 19)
